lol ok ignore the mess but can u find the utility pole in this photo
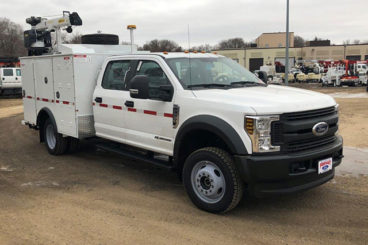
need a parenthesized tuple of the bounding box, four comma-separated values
(285, 0, 290, 86)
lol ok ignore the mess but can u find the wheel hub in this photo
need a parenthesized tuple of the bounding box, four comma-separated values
(45, 124, 56, 150)
(191, 161, 226, 203)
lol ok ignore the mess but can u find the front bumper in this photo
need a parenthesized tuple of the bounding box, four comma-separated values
(234, 136, 343, 197)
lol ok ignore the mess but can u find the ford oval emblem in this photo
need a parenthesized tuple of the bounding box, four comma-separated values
(312, 122, 329, 136)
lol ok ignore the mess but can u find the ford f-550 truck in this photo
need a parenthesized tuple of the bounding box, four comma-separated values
(20, 12, 343, 213)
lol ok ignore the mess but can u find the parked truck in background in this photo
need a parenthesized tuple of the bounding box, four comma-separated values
(20, 12, 343, 213)
(0, 67, 22, 95)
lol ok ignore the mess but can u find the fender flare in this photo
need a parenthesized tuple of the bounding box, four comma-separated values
(173, 115, 248, 163)
(37, 107, 57, 142)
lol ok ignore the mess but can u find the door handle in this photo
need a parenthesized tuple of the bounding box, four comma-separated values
(125, 100, 134, 107)
(95, 97, 102, 103)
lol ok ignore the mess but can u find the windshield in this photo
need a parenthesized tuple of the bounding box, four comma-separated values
(166, 57, 264, 89)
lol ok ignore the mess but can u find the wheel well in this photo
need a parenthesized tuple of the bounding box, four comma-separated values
(175, 129, 231, 179)
(36, 109, 52, 142)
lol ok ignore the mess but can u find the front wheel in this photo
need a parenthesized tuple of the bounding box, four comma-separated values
(183, 147, 243, 213)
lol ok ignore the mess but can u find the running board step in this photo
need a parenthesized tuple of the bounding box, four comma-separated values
(96, 143, 174, 170)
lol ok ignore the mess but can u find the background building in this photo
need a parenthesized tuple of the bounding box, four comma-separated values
(216, 33, 368, 71)
(255, 32, 294, 48)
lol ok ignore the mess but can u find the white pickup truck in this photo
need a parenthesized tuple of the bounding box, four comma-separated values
(20, 42, 343, 212)
(0, 67, 22, 94)
(20, 13, 343, 213)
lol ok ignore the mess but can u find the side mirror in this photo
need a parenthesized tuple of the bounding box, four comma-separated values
(155, 84, 174, 102)
(129, 75, 149, 99)
(257, 71, 268, 83)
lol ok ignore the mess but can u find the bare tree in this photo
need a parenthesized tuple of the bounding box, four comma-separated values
(61, 32, 83, 44)
(294, 35, 305, 47)
(66, 33, 82, 44)
(313, 36, 324, 41)
(0, 18, 26, 57)
(191, 44, 213, 52)
(142, 39, 182, 52)
(343, 40, 351, 45)
(217, 38, 247, 49)
(353, 39, 361, 45)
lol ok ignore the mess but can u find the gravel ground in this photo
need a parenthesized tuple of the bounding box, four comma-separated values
(0, 86, 367, 245)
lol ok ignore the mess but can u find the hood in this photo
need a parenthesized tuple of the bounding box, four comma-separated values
(192, 85, 337, 114)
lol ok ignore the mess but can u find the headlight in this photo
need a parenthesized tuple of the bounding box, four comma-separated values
(245, 115, 280, 153)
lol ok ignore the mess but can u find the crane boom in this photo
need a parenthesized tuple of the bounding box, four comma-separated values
(24, 11, 82, 56)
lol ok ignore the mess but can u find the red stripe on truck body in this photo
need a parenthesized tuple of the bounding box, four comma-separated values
(144, 110, 157, 116)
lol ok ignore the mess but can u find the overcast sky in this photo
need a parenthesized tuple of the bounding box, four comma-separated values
(1, 0, 367, 47)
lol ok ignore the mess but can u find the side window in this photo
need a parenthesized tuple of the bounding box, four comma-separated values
(3, 69, 13, 76)
(102, 60, 132, 90)
(16, 69, 21, 76)
(136, 60, 171, 87)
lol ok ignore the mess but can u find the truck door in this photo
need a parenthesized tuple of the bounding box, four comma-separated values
(93, 60, 135, 142)
(123, 58, 175, 156)
(34, 58, 54, 114)
(53, 56, 77, 137)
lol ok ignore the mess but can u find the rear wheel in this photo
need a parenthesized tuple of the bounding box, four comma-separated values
(44, 118, 68, 155)
(183, 147, 243, 213)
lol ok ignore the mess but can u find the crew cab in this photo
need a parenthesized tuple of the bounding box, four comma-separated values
(0, 67, 22, 94)
(21, 42, 343, 213)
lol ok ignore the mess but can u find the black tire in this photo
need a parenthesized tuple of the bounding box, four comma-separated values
(43, 118, 69, 155)
(67, 137, 80, 153)
(182, 147, 243, 213)
(81, 34, 119, 45)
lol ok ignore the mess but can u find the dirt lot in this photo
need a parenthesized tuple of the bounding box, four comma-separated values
(0, 87, 367, 245)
